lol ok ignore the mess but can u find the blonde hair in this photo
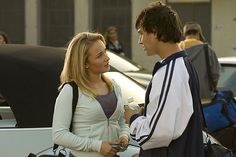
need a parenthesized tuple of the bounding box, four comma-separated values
(60, 32, 113, 96)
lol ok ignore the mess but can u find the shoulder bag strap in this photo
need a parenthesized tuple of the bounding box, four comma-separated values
(204, 43, 214, 91)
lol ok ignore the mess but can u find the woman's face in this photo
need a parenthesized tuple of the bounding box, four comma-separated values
(108, 30, 118, 41)
(86, 40, 110, 75)
(0, 35, 6, 46)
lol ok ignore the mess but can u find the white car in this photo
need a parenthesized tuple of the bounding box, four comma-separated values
(0, 44, 142, 157)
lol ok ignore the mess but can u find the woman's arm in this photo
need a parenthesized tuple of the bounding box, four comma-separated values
(52, 84, 102, 152)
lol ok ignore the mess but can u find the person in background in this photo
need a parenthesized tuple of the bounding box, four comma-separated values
(179, 21, 205, 49)
(104, 26, 125, 56)
(0, 31, 9, 46)
(124, 2, 204, 157)
(0, 94, 7, 107)
(52, 32, 129, 157)
(0, 31, 10, 108)
(179, 21, 220, 99)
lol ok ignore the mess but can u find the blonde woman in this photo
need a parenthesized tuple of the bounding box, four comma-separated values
(52, 32, 130, 157)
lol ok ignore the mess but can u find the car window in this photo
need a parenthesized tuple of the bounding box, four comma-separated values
(108, 51, 141, 72)
(218, 65, 236, 96)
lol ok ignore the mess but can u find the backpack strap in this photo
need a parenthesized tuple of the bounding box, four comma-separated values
(67, 81, 78, 132)
(53, 81, 78, 153)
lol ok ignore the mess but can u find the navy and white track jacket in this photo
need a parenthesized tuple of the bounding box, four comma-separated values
(130, 52, 204, 157)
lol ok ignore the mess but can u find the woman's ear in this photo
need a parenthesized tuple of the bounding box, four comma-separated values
(85, 63, 89, 69)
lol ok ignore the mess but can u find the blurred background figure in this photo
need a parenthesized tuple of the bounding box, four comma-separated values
(0, 31, 9, 46)
(0, 31, 9, 108)
(179, 21, 220, 99)
(179, 21, 205, 49)
(104, 26, 125, 56)
(0, 93, 7, 107)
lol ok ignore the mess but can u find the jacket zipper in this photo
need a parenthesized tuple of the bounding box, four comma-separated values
(107, 118, 110, 141)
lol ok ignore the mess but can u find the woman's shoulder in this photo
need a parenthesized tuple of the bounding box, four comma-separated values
(59, 82, 82, 95)
(110, 79, 121, 92)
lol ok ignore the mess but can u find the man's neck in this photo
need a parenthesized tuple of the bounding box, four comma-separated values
(186, 35, 200, 40)
(158, 42, 181, 59)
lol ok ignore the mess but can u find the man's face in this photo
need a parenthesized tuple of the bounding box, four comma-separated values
(137, 27, 157, 56)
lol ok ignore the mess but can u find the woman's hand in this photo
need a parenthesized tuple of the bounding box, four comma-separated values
(117, 136, 129, 151)
(100, 141, 119, 157)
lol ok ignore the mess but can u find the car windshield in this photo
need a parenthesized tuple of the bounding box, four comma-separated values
(108, 51, 142, 72)
(218, 65, 236, 96)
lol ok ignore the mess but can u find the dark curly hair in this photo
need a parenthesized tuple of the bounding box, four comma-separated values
(135, 1, 182, 43)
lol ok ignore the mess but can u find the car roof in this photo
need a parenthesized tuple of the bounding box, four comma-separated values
(218, 56, 236, 65)
(0, 44, 66, 127)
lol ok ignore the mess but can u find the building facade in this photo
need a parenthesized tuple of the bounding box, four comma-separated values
(0, 0, 235, 71)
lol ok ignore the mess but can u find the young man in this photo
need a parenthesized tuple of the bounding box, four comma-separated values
(125, 2, 204, 157)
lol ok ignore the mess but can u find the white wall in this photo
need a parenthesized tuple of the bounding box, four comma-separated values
(74, 0, 90, 34)
(24, 0, 236, 63)
(212, 0, 236, 57)
(25, 0, 39, 45)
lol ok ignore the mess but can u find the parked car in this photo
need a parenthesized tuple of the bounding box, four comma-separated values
(217, 56, 236, 96)
(0, 44, 143, 157)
